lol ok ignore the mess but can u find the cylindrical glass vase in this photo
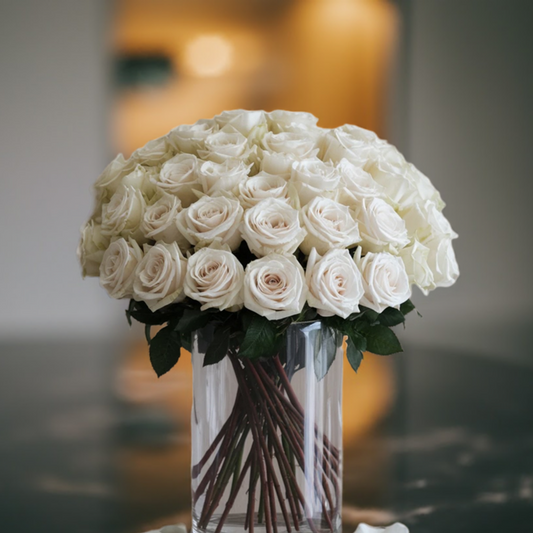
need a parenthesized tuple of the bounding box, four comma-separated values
(191, 321, 343, 533)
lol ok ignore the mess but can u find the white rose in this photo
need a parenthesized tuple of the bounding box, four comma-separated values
(167, 119, 219, 154)
(133, 242, 187, 311)
(214, 110, 267, 137)
(399, 240, 435, 295)
(262, 131, 318, 159)
(336, 158, 384, 205)
(354, 197, 410, 253)
(238, 171, 294, 209)
(290, 157, 341, 205)
(141, 194, 189, 249)
(100, 237, 143, 299)
(198, 159, 251, 196)
(267, 110, 319, 133)
(300, 197, 361, 256)
(241, 198, 306, 257)
(101, 185, 146, 242)
(94, 153, 135, 202)
(198, 131, 251, 163)
(244, 253, 307, 320)
(259, 151, 299, 179)
(425, 235, 459, 288)
(401, 200, 458, 242)
(321, 124, 381, 166)
(155, 153, 201, 207)
(132, 135, 173, 166)
(77, 220, 110, 277)
(404, 163, 445, 210)
(184, 246, 244, 311)
(176, 195, 243, 250)
(306, 248, 364, 318)
(354, 248, 411, 313)
(366, 146, 433, 210)
(121, 164, 157, 200)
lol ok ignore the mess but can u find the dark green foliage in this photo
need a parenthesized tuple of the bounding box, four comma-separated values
(126, 296, 416, 377)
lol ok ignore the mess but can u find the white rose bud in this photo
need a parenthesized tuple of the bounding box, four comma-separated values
(290, 157, 341, 205)
(94, 153, 135, 202)
(176, 195, 243, 251)
(131, 135, 173, 166)
(198, 131, 250, 163)
(336, 158, 384, 206)
(238, 171, 294, 209)
(321, 124, 381, 166)
(404, 163, 445, 210)
(101, 185, 146, 242)
(184, 246, 244, 311)
(306, 248, 364, 318)
(354, 248, 411, 313)
(425, 235, 459, 288)
(100, 237, 143, 299)
(154, 153, 201, 208)
(267, 110, 319, 133)
(244, 253, 307, 320)
(354, 197, 410, 253)
(399, 240, 435, 295)
(167, 119, 219, 154)
(214, 110, 267, 137)
(141, 194, 189, 249)
(241, 198, 306, 257)
(300, 197, 361, 256)
(77, 220, 110, 278)
(133, 242, 187, 311)
(198, 159, 251, 196)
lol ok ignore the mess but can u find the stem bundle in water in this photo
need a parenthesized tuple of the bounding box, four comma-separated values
(192, 355, 341, 533)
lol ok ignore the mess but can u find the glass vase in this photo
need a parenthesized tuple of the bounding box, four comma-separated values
(191, 321, 344, 533)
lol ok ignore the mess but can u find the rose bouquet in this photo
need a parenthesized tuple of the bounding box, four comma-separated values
(78, 110, 458, 533)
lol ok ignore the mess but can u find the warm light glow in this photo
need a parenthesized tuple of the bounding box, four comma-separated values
(183, 34, 233, 78)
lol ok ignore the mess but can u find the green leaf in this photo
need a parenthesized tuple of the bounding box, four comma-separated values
(359, 306, 379, 324)
(400, 299, 415, 316)
(149, 325, 182, 377)
(204, 326, 230, 366)
(347, 329, 367, 352)
(314, 326, 338, 381)
(365, 324, 403, 356)
(176, 308, 213, 335)
(378, 308, 405, 327)
(239, 313, 279, 359)
(346, 339, 363, 373)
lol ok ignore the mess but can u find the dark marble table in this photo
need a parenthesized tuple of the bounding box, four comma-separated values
(1, 341, 532, 533)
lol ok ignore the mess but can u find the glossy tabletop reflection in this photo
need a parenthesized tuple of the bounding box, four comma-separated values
(1, 341, 532, 533)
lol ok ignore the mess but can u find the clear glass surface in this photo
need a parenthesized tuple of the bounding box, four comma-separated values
(191, 321, 344, 533)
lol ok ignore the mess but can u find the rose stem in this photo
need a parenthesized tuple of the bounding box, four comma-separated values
(245, 450, 259, 533)
(194, 405, 243, 502)
(214, 451, 254, 533)
(244, 361, 318, 533)
(272, 356, 340, 462)
(192, 396, 239, 479)
(236, 358, 290, 532)
(230, 356, 273, 533)
(200, 421, 250, 528)
(265, 433, 278, 533)
(254, 361, 335, 532)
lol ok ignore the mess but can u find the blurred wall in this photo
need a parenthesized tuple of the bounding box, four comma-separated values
(0, 0, 124, 339)
(395, 0, 533, 362)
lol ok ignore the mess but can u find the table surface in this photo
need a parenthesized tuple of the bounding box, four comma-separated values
(1, 340, 532, 533)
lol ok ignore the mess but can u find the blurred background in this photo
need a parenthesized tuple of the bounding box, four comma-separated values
(1, 1, 532, 532)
